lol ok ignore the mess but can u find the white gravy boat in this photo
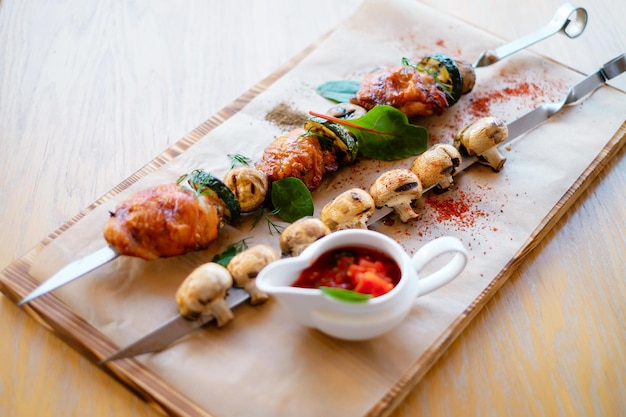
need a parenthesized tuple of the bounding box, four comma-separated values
(256, 229, 468, 340)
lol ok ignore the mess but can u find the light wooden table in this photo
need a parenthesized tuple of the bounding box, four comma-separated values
(1, 1, 624, 416)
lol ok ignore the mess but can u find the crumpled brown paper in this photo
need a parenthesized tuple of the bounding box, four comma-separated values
(28, 0, 626, 415)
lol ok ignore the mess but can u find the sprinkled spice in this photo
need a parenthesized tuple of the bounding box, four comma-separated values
(467, 81, 544, 117)
(424, 191, 486, 229)
(265, 102, 309, 129)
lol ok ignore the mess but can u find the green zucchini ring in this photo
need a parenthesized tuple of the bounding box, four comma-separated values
(303, 116, 359, 165)
(415, 52, 464, 106)
(184, 169, 241, 224)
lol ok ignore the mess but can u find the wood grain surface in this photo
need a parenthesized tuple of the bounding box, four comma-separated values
(1, 1, 624, 416)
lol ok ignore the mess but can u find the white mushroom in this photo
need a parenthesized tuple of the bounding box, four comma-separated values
(279, 217, 331, 257)
(320, 188, 375, 231)
(227, 245, 280, 305)
(223, 167, 269, 212)
(369, 169, 423, 223)
(410, 143, 461, 191)
(326, 102, 367, 119)
(175, 263, 234, 327)
(454, 116, 508, 172)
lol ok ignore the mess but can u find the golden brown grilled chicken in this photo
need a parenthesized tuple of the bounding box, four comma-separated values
(255, 128, 339, 191)
(103, 183, 220, 260)
(350, 65, 449, 118)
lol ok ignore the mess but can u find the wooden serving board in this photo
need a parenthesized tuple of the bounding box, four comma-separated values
(1, 0, 625, 416)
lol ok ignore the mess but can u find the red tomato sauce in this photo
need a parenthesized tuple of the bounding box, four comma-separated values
(291, 246, 401, 297)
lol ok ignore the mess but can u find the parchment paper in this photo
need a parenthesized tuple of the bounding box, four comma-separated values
(28, 0, 626, 416)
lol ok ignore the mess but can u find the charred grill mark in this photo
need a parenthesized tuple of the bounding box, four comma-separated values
(395, 182, 419, 193)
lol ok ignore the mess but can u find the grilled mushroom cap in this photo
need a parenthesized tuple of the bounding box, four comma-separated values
(369, 169, 423, 223)
(326, 103, 367, 119)
(175, 263, 234, 327)
(223, 167, 269, 213)
(227, 245, 279, 305)
(456, 60, 476, 95)
(454, 116, 508, 172)
(320, 188, 375, 231)
(410, 143, 461, 192)
(279, 217, 331, 257)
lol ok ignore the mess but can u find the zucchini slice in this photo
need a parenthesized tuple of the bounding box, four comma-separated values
(303, 116, 359, 164)
(184, 169, 241, 224)
(415, 53, 463, 106)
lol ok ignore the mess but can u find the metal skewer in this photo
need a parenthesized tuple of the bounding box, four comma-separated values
(18, 246, 119, 306)
(100, 287, 250, 363)
(102, 53, 626, 361)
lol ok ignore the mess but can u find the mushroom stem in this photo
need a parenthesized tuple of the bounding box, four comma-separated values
(437, 176, 454, 191)
(243, 280, 268, 305)
(393, 202, 419, 223)
(479, 147, 506, 172)
(210, 299, 235, 327)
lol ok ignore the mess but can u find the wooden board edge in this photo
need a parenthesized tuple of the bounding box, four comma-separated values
(366, 120, 626, 417)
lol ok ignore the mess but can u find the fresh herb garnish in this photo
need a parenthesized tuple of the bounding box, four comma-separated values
(270, 177, 314, 223)
(320, 287, 372, 303)
(228, 153, 252, 168)
(212, 239, 250, 267)
(251, 207, 285, 235)
(316, 80, 360, 103)
(309, 106, 428, 160)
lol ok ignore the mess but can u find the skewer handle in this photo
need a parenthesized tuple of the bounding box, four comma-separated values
(473, 3, 587, 67)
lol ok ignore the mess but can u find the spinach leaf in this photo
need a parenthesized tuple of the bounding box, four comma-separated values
(310, 106, 428, 160)
(316, 80, 360, 103)
(320, 287, 372, 303)
(270, 177, 314, 223)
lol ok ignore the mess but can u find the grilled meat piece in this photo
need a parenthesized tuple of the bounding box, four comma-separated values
(350, 65, 449, 117)
(103, 183, 220, 260)
(255, 128, 339, 191)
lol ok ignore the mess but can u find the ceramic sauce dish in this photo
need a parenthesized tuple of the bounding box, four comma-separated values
(256, 229, 468, 340)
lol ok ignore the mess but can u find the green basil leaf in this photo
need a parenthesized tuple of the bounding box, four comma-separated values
(345, 105, 428, 160)
(320, 287, 372, 303)
(316, 80, 360, 103)
(270, 177, 314, 223)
